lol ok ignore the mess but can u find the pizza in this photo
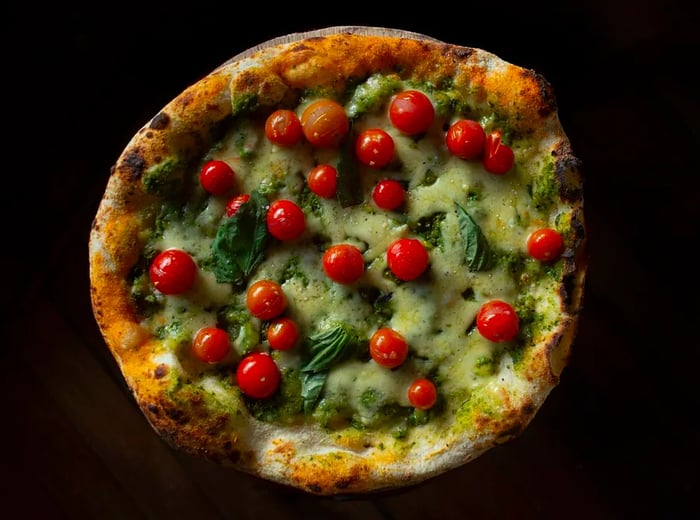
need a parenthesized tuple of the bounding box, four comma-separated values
(89, 26, 586, 495)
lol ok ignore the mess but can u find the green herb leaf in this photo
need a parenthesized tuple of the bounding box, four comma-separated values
(211, 190, 269, 285)
(455, 203, 492, 272)
(300, 324, 358, 412)
(336, 125, 363, 208)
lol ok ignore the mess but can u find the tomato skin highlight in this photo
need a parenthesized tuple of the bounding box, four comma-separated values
(527, 228, 564, 262)
(386, 238, 429, 281)
(307, 164, 338, 199)
(322, 244, 365, 284)
(355, 129, 395, 167)
(225, 193, 250, 217)
(199, 160, 235, 195)
(246, 279, 287, 321)
(372, 179, 405, 211)
(266, 199, 306, 241)
(266, 317, 299, 351)
(476, 300, 519, 342)
(300, 99, 349, 148)
(483, 131, 514, 174)
(149, 249, 197, 295)
(407, 378, 438, 410)
(236, 352, 281, 399)
(264, 109, 302, 147)
(369, 328, 409, 368)
(192, 327, 230, 363)
(446, 120, 486, 160)
(389, 90, 435, 135)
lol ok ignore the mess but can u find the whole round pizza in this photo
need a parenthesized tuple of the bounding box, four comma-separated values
(89, 26, 586, 495)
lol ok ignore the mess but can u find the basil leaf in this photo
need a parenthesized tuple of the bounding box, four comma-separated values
(211, 190, 269, 285)
(336, 126, 363, 208)
(455, 203, 493, 272)
(301, 372, 327, 415)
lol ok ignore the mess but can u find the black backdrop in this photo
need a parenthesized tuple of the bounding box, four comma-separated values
(5, 1, 698, 517)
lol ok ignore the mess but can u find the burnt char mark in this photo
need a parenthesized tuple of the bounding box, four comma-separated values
(149, 111, 170, 130)
(154, 364, 169, 379)
(121, 150, 147, 181)
(448, 46, 476, 60)
(554, 146, 584, 202)
(522, 69, 558, 117)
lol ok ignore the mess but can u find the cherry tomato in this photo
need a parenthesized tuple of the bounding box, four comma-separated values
(322, 244, 365, 284)
(483, 131, 514, 174)
(386, 238, 429, 281)
(192, 327, 230, 364)
(372, 179, 405, 211)
(266, 199, 306, 241)
(407, 378, 438, 410)
(300, 99, 349, 148)
(388, 90, 435, 135)
(236, 352, 281, 399)
(264, 109, 303, 147)
(246, 279, 287, 321)
(149, 249, 197, 295)
(527, 228, 564, 262)
(266, 317, 299, 351)
(199, 160, 235, 195)
(446, 119, 486, 160)
(369, 328, 409, 368)
(476, 300, 519, 342)
(225, 193, 250, 217)
(307, 164, 338, 199)
(355, 129, 395, 167)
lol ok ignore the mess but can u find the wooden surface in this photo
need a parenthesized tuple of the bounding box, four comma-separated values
(4, 1, 697, 518)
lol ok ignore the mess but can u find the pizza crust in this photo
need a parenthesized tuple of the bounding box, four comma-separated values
(90, 26, 586, 495)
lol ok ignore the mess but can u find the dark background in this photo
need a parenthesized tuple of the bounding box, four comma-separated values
(4, 1, 698, 518)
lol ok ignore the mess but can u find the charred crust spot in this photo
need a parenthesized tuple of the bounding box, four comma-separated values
(149, 112, 170, 130)
(154, 364, 169, 379)
(526, 69, 557, 117)
(147, 403, 160, 415)
(164, 406, 189, 425)
(448, 46, 476, 60)
(121, 150, 147, 181)
(553, 147, 584, 202)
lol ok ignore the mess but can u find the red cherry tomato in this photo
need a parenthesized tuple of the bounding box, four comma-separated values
(446, 120, 486, 160)
(388, 90, 435, 135)
(369, 328, 409, 368)
(386, 238, 429, 281)
(266, 317, 299, 351)
(264, 109, 302, 147)
(322, 244, 365, 284)
(300, 99, 349, 148)
(266, 199, 306, 241)
(199, 160, 235, 195)
(225, 193, 250, 217)
(527, 228, 564, 262)
(246, 279, 287, 321)
(372, 179, 405, 211)
(476, 300, 519, 342)
(483, 131, 514, 174)
(236, 352, 281, 399)
(307, 164, 338, 199)
(149, 249, 197, 295)
(407, 378, 438, 410)
(355, 129, 395, 167)
(192, 327, 230, 363)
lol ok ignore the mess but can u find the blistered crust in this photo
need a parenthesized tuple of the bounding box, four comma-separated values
(89, 28, 586, 496)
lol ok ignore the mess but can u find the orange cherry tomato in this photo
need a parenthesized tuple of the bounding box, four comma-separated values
(446, 119, 486, 160)
(527, 228, 564, 262)
(266, 199, 306, 241)
(476, 300, 519, 342)
(266, 317, 299, 351)
(369, 327, 408, 368)
(246, 279, 287, 321)
(264, 109, 302, 147)
(149, 249, 197, 295)
(388, 90, 435, 135)
(236, 352, 281, 399)
(307, 164, 338, 199)
(192, 327, 230, 363)
(483, 130, 514, 174)
(407, 378, 438, 410)
(386, 238, 429, 281)
(322, 244, 365, 284)
(300, 99, 349, 148)
(199, 160, 236, 195)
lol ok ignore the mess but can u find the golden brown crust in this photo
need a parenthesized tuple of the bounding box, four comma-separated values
(89, 27, 586, 495)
